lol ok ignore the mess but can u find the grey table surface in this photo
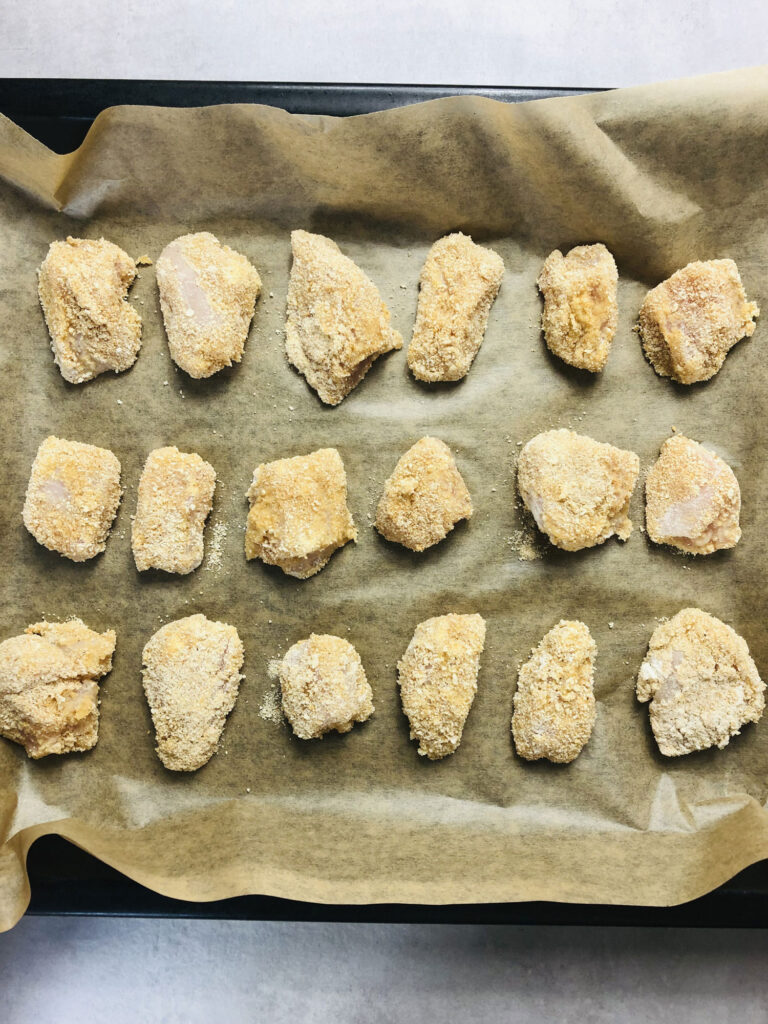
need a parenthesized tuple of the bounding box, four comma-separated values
(2, 2, 768, 1020)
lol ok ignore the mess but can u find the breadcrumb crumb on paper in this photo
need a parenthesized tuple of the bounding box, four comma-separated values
(398, 613, 486, 760)
(37, 236, 142, 384)
(278, 634, 373, 740)
(512, 620, 597, 764)
(0, 619, 116, 758)
(407, 232, 504, 382)
(638, 259, 759, 384)
(537, 243, 618, 372)
(645, 435, 741, 554)
(23, 436, 122, 562)
(637, 608, 765, 757)
(375, 437, 472, 551)
(285, 230, 403, 405)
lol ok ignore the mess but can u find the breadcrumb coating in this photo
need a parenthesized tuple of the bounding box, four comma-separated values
(156, 232, 261, 378)
(645, 435, 741, 554)
(517, 429, 640, 551)
(512, 620, 596, 763)
(23, 436, 122, 562)
(638, 259, 759, 384)
(279, 634, 374, 740)
(286, 230, 403, 405)
(398, 613, 486, 760)
(537, 243, 618, 372)
(375, 437, 472, 551)
(142, 614, 244, 772)
(37, 236, 142, 384)
(132, 446, 216, 574)
(0, 618, 116, 758)
(245, 447, 356, 579)
(407, 232, 504, 382)
(637, 608, 764, 757)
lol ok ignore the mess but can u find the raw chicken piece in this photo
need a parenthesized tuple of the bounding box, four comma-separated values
(156, 232, 261, 378)
(142, 614, 244, 771)
(0, 619, 116, 758)
(132, 446, 216, 574)
(286, 230, 403, 405)
(645, 435, 740, 554)
(637, 608, 764, 757)
(375, 437, 472, 551)
(638, 259, 759, 384)
(517, 429, 640, 551)
(38, 237, 141, 384)
(278, 634, 374, 740)
(398, 613, 486, 760)
(407, 232, 504, 381)
(245, 448, 356, 579)
(23, 436, 122, 562)
(537, 243, 618, 372)
(512, 620, 596, 763)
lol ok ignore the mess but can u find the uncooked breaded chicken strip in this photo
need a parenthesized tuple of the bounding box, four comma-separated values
(0, 618, 116, 758)
(637, 608, 764, 757)
(132, 446, 216, 574)
(142, 614, 244, 772)
(517, 429, 639, 551)
(156, 232, 261, 378)
(279, 634, 374, 740)
(645, 435, 741, 554)
(286, 230, 403, 404)
(38, 236, 142, 384)
(398, 613, 486, 760)
(23, 436, 122, 562)
(638, 259, 759, 384)
(512, 620, 596, 763)
(245, 447, 356, 579)
(375, 437, 472, 551)
(537, 243, 618, 372)
(407, 233, 504, 382)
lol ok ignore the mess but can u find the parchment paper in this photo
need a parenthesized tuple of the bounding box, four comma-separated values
(2, 67, 768, 931)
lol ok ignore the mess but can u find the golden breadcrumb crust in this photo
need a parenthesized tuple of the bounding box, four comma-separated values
(512, 620, 596, 763)
(407, 232, 504, 382)
(279, 633, 374, 740)
(398, 613, 486, 760)
(286, 230, 403, 405)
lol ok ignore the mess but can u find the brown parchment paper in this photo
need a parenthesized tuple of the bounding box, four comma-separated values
(2, 67, 768, 930)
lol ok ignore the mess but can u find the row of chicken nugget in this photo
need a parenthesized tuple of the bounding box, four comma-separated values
(0, 607, 763, 770)
(22, 424, 742, 578)
(38, 230, 760, 403)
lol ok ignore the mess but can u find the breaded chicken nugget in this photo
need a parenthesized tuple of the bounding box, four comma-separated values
(286, 230, 403, 405)
(407, 233, 504, 382)
(512, 620, 596, 763)
(645, 435, 740, 554)
(38, 236, 142, 384)
(142, 613, 244, 772)
(375, 437, 472, 551)
(156, 232, 261, 378)
(398, 613, 486, 760)
(638, 259, 759, 384)
(23, 436, 122, 562)
(637, 608, 764, 756)
(132, 446, 216, 574)
(517, 429, 639, 551)
(0, 618, 116, 758)
(245, 447, 356, 579)
(279, 634, 374, 740)
(537, 243, 618, 372)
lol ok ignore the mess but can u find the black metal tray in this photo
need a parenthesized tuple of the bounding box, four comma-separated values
(1, 78, 766, 926)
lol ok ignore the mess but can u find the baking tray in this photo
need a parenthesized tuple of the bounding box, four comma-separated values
(1, 78, 766, 927)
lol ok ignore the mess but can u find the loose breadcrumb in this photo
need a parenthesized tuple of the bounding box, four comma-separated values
(512, 620, 596, 763)
(0, 618, 116, 758)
